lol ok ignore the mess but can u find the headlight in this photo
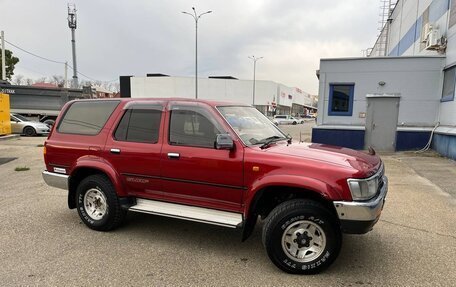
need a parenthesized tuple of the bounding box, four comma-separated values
(347, 176, 379, 201)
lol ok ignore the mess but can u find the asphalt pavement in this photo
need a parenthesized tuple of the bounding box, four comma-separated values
(0, 131, 455, 286)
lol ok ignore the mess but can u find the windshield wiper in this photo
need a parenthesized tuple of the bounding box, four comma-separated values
(258, 136, 287, 149)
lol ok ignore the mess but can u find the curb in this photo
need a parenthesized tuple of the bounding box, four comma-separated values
(0, 134, 21, 141)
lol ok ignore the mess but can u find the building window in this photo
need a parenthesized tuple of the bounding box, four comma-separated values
(328, 84, 354, 116)
(442, 66, 456, 102)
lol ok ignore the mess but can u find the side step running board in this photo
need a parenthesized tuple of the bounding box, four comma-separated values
(129, 198, 244, 228)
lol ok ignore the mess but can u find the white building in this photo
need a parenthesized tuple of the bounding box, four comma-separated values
(119, 75, 316, 117)
(313, 0, 456, 159)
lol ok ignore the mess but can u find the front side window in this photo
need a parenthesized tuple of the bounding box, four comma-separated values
(57, 101, 119, 135)
(328, 84, 354, 116)
(114, 107, 162, 143)
(169, 107, 222, 148)
(218, 106, 287, 146)
(442, 66, 456, 102)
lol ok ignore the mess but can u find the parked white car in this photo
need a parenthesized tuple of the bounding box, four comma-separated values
(272, 115, 304, 125)
(10, 113, 51, 136)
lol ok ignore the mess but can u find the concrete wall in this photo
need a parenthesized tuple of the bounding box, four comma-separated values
(318, 56, 445, 128)
(383, 0, 449, 57)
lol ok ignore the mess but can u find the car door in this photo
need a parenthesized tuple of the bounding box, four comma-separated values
(160, 102, 244, 212)
(286, 116, 293, 124)
(104, 102, 164, 199)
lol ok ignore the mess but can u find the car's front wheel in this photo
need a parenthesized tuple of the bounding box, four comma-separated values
(262, 199, 341, 274)
(76, 174, 126, 231)
(23, 126, 36, 137)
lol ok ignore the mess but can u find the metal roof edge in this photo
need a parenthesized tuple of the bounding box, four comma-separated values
(320, 55, 446, 61)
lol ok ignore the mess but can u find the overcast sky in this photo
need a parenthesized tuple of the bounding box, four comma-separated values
(1, 0, 380, 94)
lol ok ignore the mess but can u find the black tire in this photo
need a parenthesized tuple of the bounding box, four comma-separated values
(292, 121, 297, 125)
(262, 199, 341, 274)
(76, 174, 126, 231)
(23, 126, 36, 137)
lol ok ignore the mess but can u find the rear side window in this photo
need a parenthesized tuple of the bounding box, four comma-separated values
(114, 108, 162, 143)
(57, 101, 119, 135)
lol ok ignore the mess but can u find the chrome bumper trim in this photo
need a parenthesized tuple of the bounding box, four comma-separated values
(333, 176, 388, 221)
(42, 171, 69, 190)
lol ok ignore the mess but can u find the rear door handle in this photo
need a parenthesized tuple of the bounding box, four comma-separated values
(167, 152, 180, 159)
(110, 148, 121, 154)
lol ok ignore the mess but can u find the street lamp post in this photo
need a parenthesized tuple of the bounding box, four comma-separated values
(182, 7, 212, 99)
(248, 56, 263, 106)
(68, 3, 78, 88)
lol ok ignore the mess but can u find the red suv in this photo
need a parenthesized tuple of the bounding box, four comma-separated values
(43, 98, 387, 274)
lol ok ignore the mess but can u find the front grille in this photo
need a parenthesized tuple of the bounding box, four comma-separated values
(377, 163, 385, 192)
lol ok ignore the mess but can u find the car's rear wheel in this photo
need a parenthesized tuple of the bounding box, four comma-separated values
(292, 121, 297, 125)
(262, 199, 341, 274)
(23, 126, 36, 137)
(76, 174, 126, 231)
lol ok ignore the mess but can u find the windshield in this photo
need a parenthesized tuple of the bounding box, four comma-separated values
(11, 114, 30, 122)
(217, 106, 287, 146)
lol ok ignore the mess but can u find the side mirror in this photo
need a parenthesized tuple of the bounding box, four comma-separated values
(215, 134, 234, 150)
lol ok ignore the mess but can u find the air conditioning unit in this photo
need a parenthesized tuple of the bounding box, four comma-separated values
(421, 23, 433, 43)
(426, 29, 442, 50)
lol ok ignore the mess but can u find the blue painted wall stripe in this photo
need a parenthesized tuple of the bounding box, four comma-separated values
(414, 16, 423, 41)
(429, 0, 450, 22)
(432, 133, 456, 159)
(312, 128, 365, 150)
(388, 0, 449, 57)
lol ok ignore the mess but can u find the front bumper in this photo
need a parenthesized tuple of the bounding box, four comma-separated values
(333, 175, 388, 234)
(37, 128, 50, 134)
(42, 171, 69, 190)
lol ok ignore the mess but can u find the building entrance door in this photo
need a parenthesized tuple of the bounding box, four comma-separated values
(365, 95, 400, 151)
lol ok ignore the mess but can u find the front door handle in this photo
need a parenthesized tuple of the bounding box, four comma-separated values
(167, 152, 180, 159)
(110, 148, 121, 154)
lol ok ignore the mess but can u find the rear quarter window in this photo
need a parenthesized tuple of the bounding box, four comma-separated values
(57, 101, 120, 135)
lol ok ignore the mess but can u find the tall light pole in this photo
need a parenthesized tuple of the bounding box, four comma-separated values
(248, 56, 263, 106)
(68, 3, 78, 88)
(182, 7, 212, 99)
(1, 31, 5, 81)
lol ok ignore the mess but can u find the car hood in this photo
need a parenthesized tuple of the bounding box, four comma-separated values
(259, 142, 381, 177)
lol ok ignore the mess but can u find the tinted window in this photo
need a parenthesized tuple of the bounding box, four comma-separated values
(329, 84, 354, 116)
(275, 115, 286, 119)
(114, 109, 161, 143)
(442, 66, 456, 101)
(58, 101, 119, 135)
(169, 108, 221, 148)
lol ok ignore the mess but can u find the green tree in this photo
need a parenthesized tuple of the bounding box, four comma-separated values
(0, 49, 19, 80)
